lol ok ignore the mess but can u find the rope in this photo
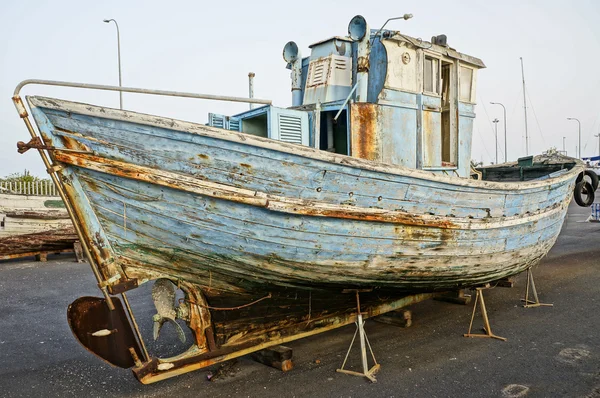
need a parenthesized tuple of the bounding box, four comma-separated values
(525, 87, 548, 148)
(179, 293, 272, 311)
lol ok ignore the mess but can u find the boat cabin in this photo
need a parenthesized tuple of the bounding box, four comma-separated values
(207, 15, 485, 178)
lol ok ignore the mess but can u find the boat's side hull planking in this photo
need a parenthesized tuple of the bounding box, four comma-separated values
(27, 97, 578, 293)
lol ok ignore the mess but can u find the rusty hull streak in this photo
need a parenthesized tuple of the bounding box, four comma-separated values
(133, 292, 435, 384)
(291, 205, 457, 229)
(58, 171, 121, 282)
(53, 151, 458, 229)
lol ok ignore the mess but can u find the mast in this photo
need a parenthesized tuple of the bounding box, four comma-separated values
(520, 57, 529, 156)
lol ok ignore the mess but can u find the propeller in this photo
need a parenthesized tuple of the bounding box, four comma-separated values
(151, 278, 186, 343)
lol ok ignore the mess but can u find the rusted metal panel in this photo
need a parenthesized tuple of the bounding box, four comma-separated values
(350, 103, 381, 161)
(67, 296, 144, 368)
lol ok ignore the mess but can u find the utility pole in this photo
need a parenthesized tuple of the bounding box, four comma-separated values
(493, 118, 499, 164)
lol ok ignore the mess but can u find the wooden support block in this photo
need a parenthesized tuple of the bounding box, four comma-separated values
(495, 277, 515, 288)
(435, 290, 472, 305)
(374, 309, 412, 328)
(73, 241, 84, 263)
(35, 253, 47, 262)
(250, 345, 294, 372)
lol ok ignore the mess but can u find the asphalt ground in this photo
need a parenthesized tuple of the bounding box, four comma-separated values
(0, 201, 598, 398)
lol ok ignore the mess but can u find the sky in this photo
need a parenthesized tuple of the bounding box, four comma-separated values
(1, 0, 599, 177)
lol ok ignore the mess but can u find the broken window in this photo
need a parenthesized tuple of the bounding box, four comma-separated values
(459, 66, 473, 102)
(423, 56, 439, 94)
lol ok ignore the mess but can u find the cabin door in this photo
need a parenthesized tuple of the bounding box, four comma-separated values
(422, 58, 457, 169)
(440, 61, 455, 167)
(422, 56, 442, 168)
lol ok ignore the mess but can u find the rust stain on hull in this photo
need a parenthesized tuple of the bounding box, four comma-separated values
(53, 151, 457, 229)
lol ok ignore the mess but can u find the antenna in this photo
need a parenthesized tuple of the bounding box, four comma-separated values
(520, 57, 529, 156)
(371, 14, 413, 44)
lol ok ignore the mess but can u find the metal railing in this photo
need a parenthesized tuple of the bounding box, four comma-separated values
(13, 79, 272, 105)
(0, 180, 58, 196)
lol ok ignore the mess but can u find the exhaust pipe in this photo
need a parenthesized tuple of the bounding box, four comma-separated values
(248, 72, 255, 110)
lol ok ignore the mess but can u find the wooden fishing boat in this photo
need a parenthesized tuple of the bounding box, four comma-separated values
(12, 15, 584, 383)
(0, 191, 77, 260)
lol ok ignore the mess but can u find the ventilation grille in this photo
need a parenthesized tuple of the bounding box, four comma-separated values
(278, 114, 303, 144)
(228, 118, 241, 132)
(306, 58, 330, 87)
(208, 113, 225, 129)
(333, 57, 347, 70)
(208, 114, 241, 131)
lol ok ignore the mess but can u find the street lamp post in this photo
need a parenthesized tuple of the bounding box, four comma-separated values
(103, 18, 123, 109)
(492, 118, 499, 164)
(567, 117, 581, 159)
(595, 134, 600, 157)
(562, 136, 566, 154)
(490, 102, 507, 162)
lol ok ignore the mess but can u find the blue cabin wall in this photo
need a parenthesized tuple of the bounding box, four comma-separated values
(346, 35, 481, 178)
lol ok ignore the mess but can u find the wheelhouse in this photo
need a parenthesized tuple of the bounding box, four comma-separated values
(207, 16, 485, 178)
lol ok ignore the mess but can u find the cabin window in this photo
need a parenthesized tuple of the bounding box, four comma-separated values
(459, 66, 473, 102)
(423, 56, 439, 94)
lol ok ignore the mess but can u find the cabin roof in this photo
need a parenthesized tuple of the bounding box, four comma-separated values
(308, 36, 353, 48)
(381, 31, 486, 68)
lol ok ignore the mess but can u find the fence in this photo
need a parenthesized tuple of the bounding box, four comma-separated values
(0, 180, 58, 196)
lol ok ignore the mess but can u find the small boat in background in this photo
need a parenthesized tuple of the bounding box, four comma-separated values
(12, 15, 585, 383)
(0, 187, 77, 261)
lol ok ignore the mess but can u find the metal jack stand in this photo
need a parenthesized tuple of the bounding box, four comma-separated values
(521, 268, 553, 308)
(464, 286, 507, 341)
(337, 290, 381, 383)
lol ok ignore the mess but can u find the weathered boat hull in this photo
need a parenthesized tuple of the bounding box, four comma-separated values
(24, 95, 582, 382)
(28, 96, 578, 289)
(0, 193, 76, 259)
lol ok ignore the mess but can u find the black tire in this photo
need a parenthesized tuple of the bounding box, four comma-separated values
(574, 181, 595, 207)
(576, 172, 584, 183)
(584, 170, 599, 191)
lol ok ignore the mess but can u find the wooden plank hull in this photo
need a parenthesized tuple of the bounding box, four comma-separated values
(25, 96, 582, 382)
(27, 96, 579, 293)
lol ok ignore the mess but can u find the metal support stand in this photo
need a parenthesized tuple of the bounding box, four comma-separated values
(337, 291, 381, 383)
(521, 268, 553, 308)
(464, 286, 507, 341)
